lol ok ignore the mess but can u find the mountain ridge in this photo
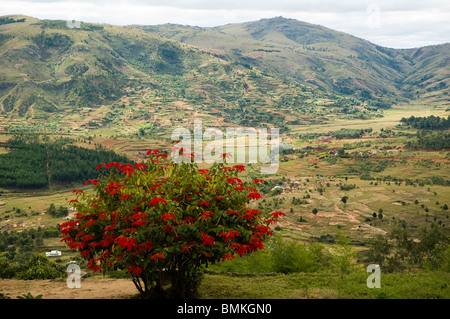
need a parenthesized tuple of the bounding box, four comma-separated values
(142, 16, 449, 101)
(0, 15, 448, 132)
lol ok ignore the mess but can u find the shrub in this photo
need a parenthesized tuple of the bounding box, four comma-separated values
(327, 231, 356, 275)
(48, 204, 68, 218)
(0, 254, 65, 279)
(270, 235, 324, 273)
(60, 149, 283, 298)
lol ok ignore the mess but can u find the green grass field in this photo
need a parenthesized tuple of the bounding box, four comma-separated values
(199, 270, 450, 299)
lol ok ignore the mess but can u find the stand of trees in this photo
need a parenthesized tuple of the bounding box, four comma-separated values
(405, 131, 450, 150)
(0, 136, 130, 188)
(297, 128, 373, 140)
(368, 221, 449, 272)
(0, 17, 26, 26)
(400, 115, 450, 130)
(48, 204, 68, 218)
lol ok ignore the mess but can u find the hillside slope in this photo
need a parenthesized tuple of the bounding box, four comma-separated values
(0, 15, 381, 131)
(0, 15, 448, 132)
(143, 17, 449, 103)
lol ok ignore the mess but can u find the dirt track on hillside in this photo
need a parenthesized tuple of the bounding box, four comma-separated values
(370, 156, 450, 162)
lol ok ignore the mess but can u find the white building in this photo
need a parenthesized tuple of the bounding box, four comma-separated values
(46, 250, 62, 257)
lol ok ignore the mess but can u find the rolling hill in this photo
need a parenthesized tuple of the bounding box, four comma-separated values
(0, 15, 448, 133)
(0, 15, 359, 132)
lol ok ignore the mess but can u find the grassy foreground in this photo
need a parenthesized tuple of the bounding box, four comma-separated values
(199, 270, 450, 299)
(1, 270, 447, 299)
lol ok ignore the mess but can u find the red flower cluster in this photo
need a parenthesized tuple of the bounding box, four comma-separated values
(149, 197, 168, 207)
(131, 212, 148, 227)
(119, 194, 133, 201)
(231, 242, 249, 257)
(182, 241, 197, 253)
(219, 230, 241, 243)
(116, 236, 136, 251)
(161, 212, 176, 222)
(120, 164, 135, 176)
(59, 221, 78, 235)
(200, 211, 214, 221)
(132, 220, 147, 227)
(243, 209, 260, 220)
(227, 177, 242, 185)
(247, 192, 262, 200)
(127, 265, 143, 275)
(232, 165, 245, 172)
(84, 179, 99, 186)
(139, 241, 153, 251)
(147, 150, 160, 155)
(96, 162, 121, 170)
(254, 225, 272, 237)
(134, 163, 148, 170)
(132, 212, 148, 220)
(84, 219, 98, 228)
(105, 180, 124, 196)
(222, 253, 235, 262)
(266, 211, 286, 224)
(201, 233, 214, 246)
(180, 216, 196, 225)
(271, 211, 286, 218)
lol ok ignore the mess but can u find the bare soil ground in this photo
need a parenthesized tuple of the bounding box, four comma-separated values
(0, 278, 137, 299)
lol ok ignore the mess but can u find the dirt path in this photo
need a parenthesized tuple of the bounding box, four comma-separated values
(0, 278, 137, 299)
(329, 206, 359, 225)
(370, 156, 450, 162)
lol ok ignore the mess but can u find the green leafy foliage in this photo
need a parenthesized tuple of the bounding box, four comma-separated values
(0, 253, 65, 280)
(65, 62, 89, 77)
(270, 235, 325, 273)
(17, 292, 43, 299)
(209, 233, 361, 275)
(32, 31, 73, 51)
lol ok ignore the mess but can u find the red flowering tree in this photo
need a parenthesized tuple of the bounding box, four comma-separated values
(60, 149, 284, 298)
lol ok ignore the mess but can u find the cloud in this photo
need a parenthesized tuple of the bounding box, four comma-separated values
(0, 0, 449, 48)
(285, 6, 450, 48)
(9, 0, 448, 13)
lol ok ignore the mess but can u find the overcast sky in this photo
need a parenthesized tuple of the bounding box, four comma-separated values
(1, 0, 449, 48)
